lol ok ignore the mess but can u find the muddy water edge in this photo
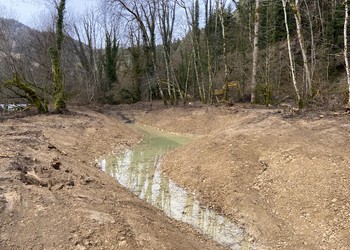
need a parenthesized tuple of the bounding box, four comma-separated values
(100, 125, 255, 250)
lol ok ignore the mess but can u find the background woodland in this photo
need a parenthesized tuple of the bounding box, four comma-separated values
(1, 0, 350, 111)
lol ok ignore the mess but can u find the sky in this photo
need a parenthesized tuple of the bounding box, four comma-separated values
(0, 0, 98, 28)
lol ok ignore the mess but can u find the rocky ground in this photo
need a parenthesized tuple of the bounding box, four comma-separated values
(0, 106, 224, 250)
(1, 102, 350, 249)
(106, 102, 350, 250)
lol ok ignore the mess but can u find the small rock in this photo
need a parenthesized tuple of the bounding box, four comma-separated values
(51, 183, 64, 191)
(75, 244, 86, 250)
(84, 240, 92, 246)
(66, 180, 75, 186)
(48, 144, 57, 150)
(332, 198, 337, 203)
(51, 161, 61, 170)
(118, 240, 127, 247)
(20, 173, 41, 186)
(83, 177, 94, 185)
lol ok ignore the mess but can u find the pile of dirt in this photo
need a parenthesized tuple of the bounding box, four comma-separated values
(107, 102, 350, 250)
(0, 107, 224, 250)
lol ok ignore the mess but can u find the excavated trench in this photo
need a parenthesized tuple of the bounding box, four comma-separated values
(100, 125, 254, 249)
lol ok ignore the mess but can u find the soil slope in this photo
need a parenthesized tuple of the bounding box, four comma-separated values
(108, 102, 350, 250)
(0, 107, 224, 250)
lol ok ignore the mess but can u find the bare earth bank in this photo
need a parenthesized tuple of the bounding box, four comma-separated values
(107, 102, 350, 250)
(2, 103, 350, 249)
(0, 107, 225, 250)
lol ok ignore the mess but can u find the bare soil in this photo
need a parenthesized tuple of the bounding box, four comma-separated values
(1, 102, 350, 250)
(0, 106, 224, 250)
(106, 102, 350, 250)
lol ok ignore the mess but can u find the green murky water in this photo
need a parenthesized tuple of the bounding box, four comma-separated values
(100, 125, 252, 249)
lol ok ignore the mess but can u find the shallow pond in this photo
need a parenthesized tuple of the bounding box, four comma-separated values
(100, 125, 252, 249)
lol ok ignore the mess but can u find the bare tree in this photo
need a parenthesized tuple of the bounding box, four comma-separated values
(110, 0, 167, 104)
(178, 0, 206, 103)
(158, 0, 178, 104)
(304, 1, 316, 81)
(71, 8, 104, 103)
(217, 0, 229, 102)
(203, 0, 214, 104)
(289, 0, 312, 97)
(344, 0, 350, 105)
(250, 0, 260, 103)
(282, 0, 301, 105)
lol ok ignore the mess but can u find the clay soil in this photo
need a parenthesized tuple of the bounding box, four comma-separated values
(0, 106, 225, 250)
(106, 102, 350, 250)
(1, 102, 350, 250)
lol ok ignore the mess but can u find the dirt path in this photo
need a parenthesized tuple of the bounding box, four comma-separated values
(106, 102, 350, 250)
(0, 107, 225, 250)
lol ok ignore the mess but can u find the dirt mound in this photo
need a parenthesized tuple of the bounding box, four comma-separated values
(117, 103, 350, 250)
(0, 107, 224, 250)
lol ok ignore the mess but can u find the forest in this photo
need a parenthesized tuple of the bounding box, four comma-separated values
(0, 0, 350, 111)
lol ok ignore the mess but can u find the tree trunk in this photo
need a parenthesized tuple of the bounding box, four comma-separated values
(193, 0, 205, 103)
(251, 0, 260, 103)
(204, 0, 214, 104)
(291, 0, 312, 97)
(218, 0, 229, 102)
(50, 0, 67, 113)
(344, 0, 350, 105)
(158, 0, 177, 105)
(5, 75, 48, 113)
(282, 0, 301, 106)
(304, 1, 316, 82)
(180, 0, 204, 102)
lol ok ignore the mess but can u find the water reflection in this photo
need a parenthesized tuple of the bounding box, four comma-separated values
(100, 126, 249, 249)
(0, 104, 27, 111)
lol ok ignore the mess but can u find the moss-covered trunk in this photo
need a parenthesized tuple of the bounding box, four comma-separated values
(50, 0, 67, 113)
(5, 75, 48, 113)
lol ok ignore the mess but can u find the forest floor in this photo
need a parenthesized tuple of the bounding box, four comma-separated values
(1, 102, 350, 249)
